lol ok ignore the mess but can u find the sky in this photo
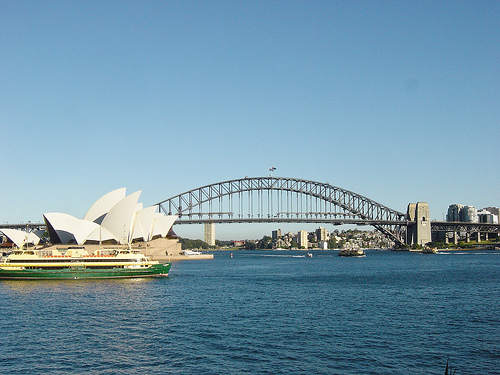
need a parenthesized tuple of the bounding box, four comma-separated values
(1, 1, 498, 240)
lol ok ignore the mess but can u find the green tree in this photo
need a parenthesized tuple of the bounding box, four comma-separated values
(244, 241, 256, 250)
(179, 238, 209, 250)
(427, 242, 447, 249)
(257, 236, 272, 249)
(328, 237, 338, 249)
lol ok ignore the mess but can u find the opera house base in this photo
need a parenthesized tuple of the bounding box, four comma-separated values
(138, 238, 213, 261)
(41, 237, 212, 262)
(167, 253, 214, 261)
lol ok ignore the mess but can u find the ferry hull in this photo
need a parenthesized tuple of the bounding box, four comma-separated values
(338, 249, 365, 257)
(0, 263, 171, 280)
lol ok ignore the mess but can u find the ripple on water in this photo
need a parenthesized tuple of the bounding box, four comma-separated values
(0, 250, 498, 374)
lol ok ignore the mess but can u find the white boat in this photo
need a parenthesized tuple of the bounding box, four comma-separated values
(0, 247, 171, 279)
(181, 249, 203, 256)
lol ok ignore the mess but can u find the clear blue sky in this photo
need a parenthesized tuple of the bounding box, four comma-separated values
(1, 1, 498, 240)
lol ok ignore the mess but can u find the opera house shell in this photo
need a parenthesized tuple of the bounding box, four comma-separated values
(39, 188, 178, 246)
(0, 228, 43, 249)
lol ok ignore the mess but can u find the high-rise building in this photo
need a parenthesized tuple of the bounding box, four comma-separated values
(484, 207, 499, 216)
(446, 204, 478, 223)
(446, 204, 463, 222)
(315, 227, 328, 242)
(272, 229, 282, 241)
(478, 210, 499, 224)
(462, 206, 478, 223)
(204, 223, 215, 246)
(297, 230, 308, 249)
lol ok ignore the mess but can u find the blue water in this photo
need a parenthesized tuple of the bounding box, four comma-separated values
(0, 250, 498, 374)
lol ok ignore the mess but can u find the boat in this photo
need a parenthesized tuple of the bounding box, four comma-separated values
(421, 247, 438, 254)
(0, 247, 171, 279)
(306, 253, 313, 258)
(181, 249, 203, 256)
(338, 249, 365, 257)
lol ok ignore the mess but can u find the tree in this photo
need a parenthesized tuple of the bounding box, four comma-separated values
(244, 241, 256, 250)
(179, 238, 209, 250)
(328, 237, 338, 249)
(427, 241, 447, 249)
(257, 236, 272, 249)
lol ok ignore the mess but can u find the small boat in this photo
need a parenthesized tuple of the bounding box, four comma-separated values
(338, 249, 365, 257)
(181, 249, 203, 256)
(421, 248, 438, 254)
(0, 247, 171, 280)
(306, 253, 313, 258)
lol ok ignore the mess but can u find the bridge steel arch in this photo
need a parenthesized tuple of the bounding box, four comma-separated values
(156, 177, 408, 245)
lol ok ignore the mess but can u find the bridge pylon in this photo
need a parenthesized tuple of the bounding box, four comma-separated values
(406, 202, 431, 246)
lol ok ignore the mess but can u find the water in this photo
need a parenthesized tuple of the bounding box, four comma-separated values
(0, 250, 499, 374)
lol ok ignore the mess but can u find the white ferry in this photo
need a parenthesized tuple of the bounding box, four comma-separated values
(0, 247, 171, 279)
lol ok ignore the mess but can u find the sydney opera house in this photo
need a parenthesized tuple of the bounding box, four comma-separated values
(1, 188, 181, 260)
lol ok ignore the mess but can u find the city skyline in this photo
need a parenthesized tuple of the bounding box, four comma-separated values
(1, 181, 498, 241)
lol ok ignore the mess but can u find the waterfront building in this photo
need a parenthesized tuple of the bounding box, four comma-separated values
(318, 240, 328, 250)
(316, 227, 329, 242)
(204, 222, 215, 246)
(275, 238, 289, 249)
(272, 229, 282, 241)
(462, 206, 478, 223)
(446, 204, 463, 222)
(297, 230, 308, 249)
(446, 204, 478, 222)
(478, 210, 499, 224)
(484, 207, 499, 216)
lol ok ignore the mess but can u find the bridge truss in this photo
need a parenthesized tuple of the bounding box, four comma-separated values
(156, 177, 408, 245)
(431, 221, 500, 234)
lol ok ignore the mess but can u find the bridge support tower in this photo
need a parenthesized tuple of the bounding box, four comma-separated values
(406, 202, 432, 246)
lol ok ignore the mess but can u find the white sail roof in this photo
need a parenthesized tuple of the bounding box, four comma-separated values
(86, 225, 116, 243)
(83, 187, 126, 223)
(131, 206, 157, 242)
(151, 214, 178, 238)
(0, 228, 41, 248)
(44, 213, 100, 245)
(100, 191, 142, 244)
(42, 188, 175, 245)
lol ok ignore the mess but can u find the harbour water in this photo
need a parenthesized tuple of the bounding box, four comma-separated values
(0, 249, 498, 374)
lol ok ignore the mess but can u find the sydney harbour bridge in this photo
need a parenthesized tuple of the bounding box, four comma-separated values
(155, 177, 499, 246)
(3, 177, 500, 246)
